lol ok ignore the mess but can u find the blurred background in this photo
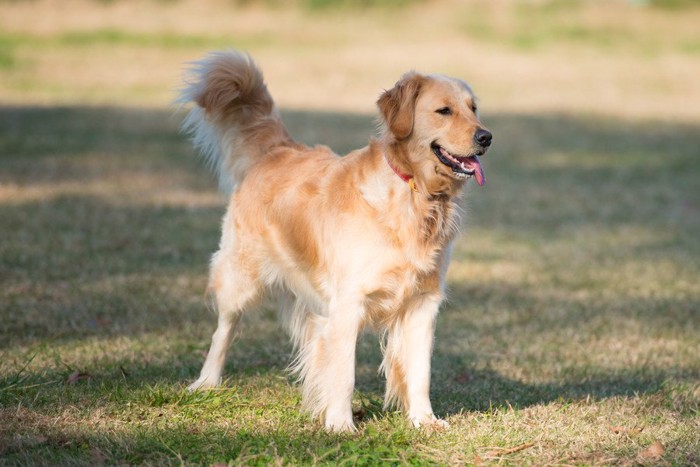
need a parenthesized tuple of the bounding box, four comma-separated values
(1, 0, 699, 121)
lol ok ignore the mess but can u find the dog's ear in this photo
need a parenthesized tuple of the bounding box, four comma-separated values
(377, 72, 425, 140)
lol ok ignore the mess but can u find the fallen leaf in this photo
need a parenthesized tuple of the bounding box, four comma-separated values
(638, 440, 665, 460)
(454, 371, 472, 383)
(86, 318, 112, 330)
(67, 371, 91, 385)
(485, 442, 535, 457)
(9, 283, 31, 294)
(610, 425, 643, 435)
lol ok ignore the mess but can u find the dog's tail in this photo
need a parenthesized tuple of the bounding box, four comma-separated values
(178, 50, 293, 194)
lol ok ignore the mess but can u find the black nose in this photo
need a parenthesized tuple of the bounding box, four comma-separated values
(474, 128, 492, 148)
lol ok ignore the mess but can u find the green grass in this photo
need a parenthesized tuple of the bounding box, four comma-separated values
(1, 105, 698, 464)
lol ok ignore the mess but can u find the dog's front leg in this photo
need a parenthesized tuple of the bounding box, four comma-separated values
(385, 294, 448, 428)
(404, 295, 447, 428)
(313, 297, 363, 433)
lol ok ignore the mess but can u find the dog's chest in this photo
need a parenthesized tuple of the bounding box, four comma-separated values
(362, 252, 442, 327)
(357, 200, 454, 325)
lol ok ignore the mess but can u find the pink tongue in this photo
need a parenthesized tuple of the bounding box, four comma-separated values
(474, 157, 485, 186)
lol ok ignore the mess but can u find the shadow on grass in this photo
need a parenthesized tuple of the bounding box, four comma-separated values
(1, 105, 699, 430)
(1, 402, 424, 465)
(429, 358, 697, 416)
(3, 403, 697, 465)
(1, 345, 695, 465)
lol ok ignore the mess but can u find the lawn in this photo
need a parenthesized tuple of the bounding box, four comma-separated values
(1, 0, 699, 465)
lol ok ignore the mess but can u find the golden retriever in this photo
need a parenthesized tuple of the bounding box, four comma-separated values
(179, 50, 492, 432)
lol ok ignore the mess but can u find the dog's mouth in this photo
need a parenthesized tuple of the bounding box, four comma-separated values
(431, 142, 485, 186)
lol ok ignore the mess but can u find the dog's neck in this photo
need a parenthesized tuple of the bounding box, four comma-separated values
(363, 141, 462, 248)
(385, 153, 417, 192)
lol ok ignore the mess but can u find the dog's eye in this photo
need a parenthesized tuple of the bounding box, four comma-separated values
(435, 107, 452, 116)
(471, 103, 478, 113)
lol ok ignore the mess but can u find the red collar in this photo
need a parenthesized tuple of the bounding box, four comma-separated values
(385, 157, 417, 192)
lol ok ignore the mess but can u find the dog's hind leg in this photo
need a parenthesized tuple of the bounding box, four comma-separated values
(188, 248, 260, 391)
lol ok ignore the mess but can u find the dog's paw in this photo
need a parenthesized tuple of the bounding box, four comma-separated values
(324, 417, 356, 433)
(187, 376, 220, 392)
(427, 418, 450, 430)
(411, 414, 450, 430)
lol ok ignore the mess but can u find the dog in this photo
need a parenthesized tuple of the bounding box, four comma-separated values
(179, 50, 492, 432)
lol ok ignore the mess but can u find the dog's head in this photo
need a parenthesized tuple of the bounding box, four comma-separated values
(378, 72, 492, 195)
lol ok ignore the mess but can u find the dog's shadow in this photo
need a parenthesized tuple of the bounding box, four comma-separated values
(350, 331, 684, 419)
(428, 363, 675, 417)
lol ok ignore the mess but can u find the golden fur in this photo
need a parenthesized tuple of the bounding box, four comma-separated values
(180, 50, 492, 432)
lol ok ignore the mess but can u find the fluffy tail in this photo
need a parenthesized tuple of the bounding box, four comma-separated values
(178, 50, 293, 194)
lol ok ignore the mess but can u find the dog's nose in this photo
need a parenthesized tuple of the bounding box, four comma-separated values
(474, 128, 492, 148)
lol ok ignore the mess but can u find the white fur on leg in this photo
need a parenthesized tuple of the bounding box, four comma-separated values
(321, 335, 357, 433)
(188, 375, 220, 392)
(325, 415, 356, 433)
(383, 295, 449, 429)
(188, 311, 241, 392)
(290, 296, 362, 432)
(189, 245, 259, 392)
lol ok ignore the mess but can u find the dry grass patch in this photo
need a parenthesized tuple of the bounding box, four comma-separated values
(1, 0, 700, 119)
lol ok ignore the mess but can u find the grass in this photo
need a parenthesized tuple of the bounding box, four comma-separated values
(1, 0, 699, 465)
(1, 106, 698, 465)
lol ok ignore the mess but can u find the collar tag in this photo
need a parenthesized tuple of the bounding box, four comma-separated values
(386, 157, 417, 192)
